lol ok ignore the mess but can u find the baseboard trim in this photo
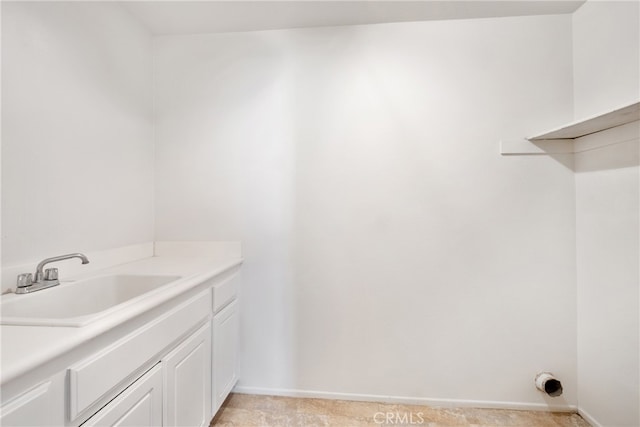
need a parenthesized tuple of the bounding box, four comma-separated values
(233, 386, 577, 413)
(577, 407, 603, 427)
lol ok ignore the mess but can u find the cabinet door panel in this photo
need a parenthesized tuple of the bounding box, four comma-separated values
(83, 364, 162, 427)
(0, 381, 60, 427)
(163, 322, 212, 427)
(213, 299, 239, 412)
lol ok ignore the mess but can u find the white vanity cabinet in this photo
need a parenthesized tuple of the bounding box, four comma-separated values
(163, 322, 212, 427)
(86, 322, 214, 427)
(67, 290, 212, 425)
(82, 321, 213, 427)
(0, 265, 242, 427)
(0, 379, 65, 427)
(213, 299, 239, 412)
(82, 364, 163, 427)
(210, 272, 241, 413)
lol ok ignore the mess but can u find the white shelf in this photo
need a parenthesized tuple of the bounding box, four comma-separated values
(528, 101, 640, 141)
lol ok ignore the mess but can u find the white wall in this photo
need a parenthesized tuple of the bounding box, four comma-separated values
(572, 0, 640, 119)
(574, 128, 639, 427)
(154, 15, 578, 407)
(1, 2, 4, 294)
(1, 2, 154, 290)
(573, 1, 640, 425)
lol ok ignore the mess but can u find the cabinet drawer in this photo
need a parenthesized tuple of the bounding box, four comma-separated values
(213, 272, 239, 313)
(68, 290, 211, 421)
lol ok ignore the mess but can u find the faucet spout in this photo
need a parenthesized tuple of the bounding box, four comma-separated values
(35, 253, 90, 282)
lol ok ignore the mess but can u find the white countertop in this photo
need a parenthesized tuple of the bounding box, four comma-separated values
(0, 254, 243, 385)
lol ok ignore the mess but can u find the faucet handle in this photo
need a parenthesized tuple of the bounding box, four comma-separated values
(17, 273, 33, 288)
(44, 268, 59, 281)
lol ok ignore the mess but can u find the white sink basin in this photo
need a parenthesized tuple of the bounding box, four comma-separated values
(0, 275, 181, 327)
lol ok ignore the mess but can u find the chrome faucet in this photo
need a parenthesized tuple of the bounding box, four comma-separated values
(15, 253, 90, 294)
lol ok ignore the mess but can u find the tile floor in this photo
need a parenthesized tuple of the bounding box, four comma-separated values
(210, 393, 591, 427)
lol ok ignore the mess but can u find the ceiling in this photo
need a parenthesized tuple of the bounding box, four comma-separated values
(122, 1, 585, 35)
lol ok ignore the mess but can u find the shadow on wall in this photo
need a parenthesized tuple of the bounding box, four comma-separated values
(573, 138, 640, 173)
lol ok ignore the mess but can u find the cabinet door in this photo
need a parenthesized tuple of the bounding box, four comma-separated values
(0, 379, 63, 427)
(82, 364, 162, 427)
(163, 322, 212, 427)
(213, 299, 239, 413)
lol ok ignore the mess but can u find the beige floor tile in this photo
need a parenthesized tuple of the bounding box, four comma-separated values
(462, 408, 591, 427)
(298, 398, 381, 420)
(211, 394, 592, 427)
(549, 412, 592, 427)
(387, 404, 468, 426)
(211, 407, 267, 426)
(324, 414, 379, 426)
(226, 394, 298, 413)
(462, 408, 534, 426)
